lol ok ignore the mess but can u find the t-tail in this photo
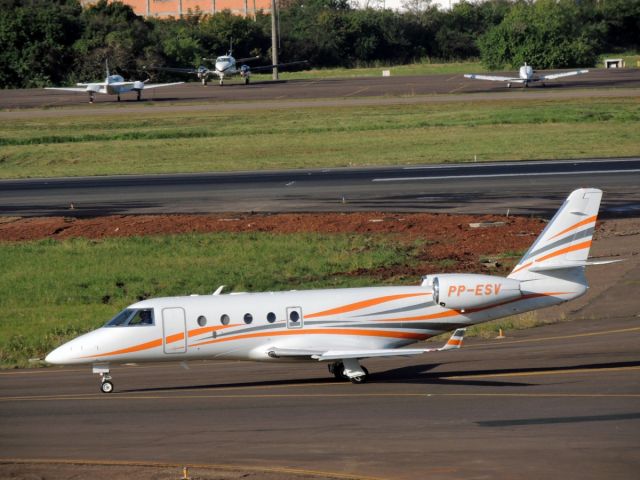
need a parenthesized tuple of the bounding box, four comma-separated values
(508, 188, 603, 300)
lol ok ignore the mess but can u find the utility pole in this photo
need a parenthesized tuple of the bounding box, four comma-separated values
(271, 0, 279, 80)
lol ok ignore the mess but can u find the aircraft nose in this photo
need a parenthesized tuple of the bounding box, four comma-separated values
(45, 345, 67, 364)
(45, 343, 74, 365)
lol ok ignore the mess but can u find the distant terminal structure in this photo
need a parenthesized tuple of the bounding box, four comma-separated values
(80, 0, 272, 17)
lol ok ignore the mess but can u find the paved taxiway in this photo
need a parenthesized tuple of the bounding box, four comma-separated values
(1, 68, 639, 111)
(1, 316, 638, 479)
(2, 158, 639, 217)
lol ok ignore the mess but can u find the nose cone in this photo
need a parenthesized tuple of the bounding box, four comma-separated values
(45, 344, 69, 365)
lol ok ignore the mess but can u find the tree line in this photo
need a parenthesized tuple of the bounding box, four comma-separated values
(0, 0, 638, 88)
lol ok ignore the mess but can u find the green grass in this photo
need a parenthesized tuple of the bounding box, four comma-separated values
(251, 59, 486, 81)
(1, 97, 638, 178)
(0, 233, 417, 368)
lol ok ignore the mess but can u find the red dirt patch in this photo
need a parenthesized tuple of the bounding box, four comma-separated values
(0, 213, 546, 278)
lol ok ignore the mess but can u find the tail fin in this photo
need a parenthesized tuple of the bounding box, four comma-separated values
(509, 188, 602, 281)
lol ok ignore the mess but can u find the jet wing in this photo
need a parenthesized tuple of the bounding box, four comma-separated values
(267, 329, 466, 361)
(540, 69, 589, 81)
(464, 74, 522, 82)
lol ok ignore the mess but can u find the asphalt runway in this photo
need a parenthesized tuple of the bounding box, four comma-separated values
(2, 158, 639, 217)
(1, 68, 639, 110)
(1, 316, 639, 479)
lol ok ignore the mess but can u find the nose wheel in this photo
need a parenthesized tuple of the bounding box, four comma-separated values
(100, 378, 114, 393)
(93, 364, 114, 393)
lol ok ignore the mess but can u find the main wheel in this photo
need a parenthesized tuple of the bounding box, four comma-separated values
(100, 380, 114, 394)
(244, 77, 250, 85)
(329, 362, 347, 380)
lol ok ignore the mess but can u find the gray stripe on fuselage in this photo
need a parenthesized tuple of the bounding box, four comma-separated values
(354, 301, 435, 317)
(210, 319, 463, 339)
(519, 227, 594, 264)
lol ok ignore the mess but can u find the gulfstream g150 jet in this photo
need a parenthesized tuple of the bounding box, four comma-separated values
(47, 189, 612, 393)
(45, 61, 183, 103)
(465, 63, 589, 88)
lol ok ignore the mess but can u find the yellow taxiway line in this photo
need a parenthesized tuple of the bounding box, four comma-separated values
(0, 458, 388, 480)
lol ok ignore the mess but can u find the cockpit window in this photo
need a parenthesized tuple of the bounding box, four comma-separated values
(105, 308, 154, 327)
(128, 309, 154, 326)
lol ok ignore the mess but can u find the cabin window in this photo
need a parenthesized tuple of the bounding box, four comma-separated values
(289, 310, 300, 322)
(244, 313, 253, 324)
(197, 315, 207, 327)
(267, 312, 276, 323)
(220, 314, 230, 325)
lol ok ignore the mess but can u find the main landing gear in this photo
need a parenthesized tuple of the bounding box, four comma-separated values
(328, 360, 370, 384)
(94, 364, 114, 393)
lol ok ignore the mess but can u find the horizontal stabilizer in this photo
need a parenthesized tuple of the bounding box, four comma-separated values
(528, 258, 623, 272)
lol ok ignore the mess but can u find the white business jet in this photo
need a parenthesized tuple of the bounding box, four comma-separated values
(465, 63, 589, 88)
(45, 61, 183, 103)
(47, 189, 612, 393)
(151, 52, 307, 86)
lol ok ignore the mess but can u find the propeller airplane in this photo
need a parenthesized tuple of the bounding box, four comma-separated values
(45, 60, 184, 103)
(465, 63, 589, 88)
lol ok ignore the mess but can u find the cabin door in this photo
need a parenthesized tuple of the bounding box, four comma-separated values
(286, 307, 303, 329)
(162, 307, 187, 354)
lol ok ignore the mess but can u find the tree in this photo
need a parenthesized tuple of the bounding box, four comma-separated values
(478, 0, 603, 70)
(0, 0, 82, 88)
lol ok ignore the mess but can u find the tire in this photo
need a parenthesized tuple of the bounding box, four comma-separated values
(101, 381, 114, 394)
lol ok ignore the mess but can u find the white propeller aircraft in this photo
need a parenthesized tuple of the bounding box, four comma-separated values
(46, 189, 612, 393)
(465, 63, 589, 88)
(45, 61, 183, 103)
(150, 52, 307, 86)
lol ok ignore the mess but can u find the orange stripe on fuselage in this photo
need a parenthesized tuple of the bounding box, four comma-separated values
(82, 338, 163, 359)
(306, 293, 430, 319)
(549, 215, 597, 240)
(165, 332, 185, 344)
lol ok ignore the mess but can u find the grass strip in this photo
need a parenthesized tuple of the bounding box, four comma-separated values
(0, 97, 638, 179)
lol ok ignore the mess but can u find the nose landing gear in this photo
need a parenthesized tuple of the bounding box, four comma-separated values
(93, 364, 114, 393)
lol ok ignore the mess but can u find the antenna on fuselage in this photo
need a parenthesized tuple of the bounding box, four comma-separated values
(213, 285, 225, 295)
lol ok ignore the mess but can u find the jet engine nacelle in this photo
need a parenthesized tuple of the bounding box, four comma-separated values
(427, 274, 522, 311)
(133, 81, 145, 90)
